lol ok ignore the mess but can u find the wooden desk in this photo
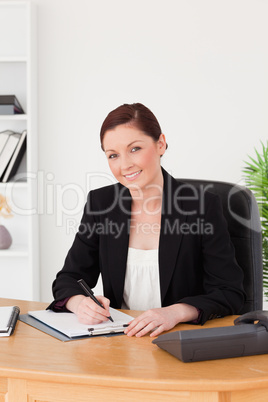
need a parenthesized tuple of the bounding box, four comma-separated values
(0, 298, 268, 402)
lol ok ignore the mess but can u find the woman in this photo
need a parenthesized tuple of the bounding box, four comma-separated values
(49, 103, 245, 337)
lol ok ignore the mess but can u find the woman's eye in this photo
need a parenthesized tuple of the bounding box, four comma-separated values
(131, 147, 141, 153)
(108, 153, 118, 159)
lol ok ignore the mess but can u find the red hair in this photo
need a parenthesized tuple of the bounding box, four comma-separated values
(100, 103, 167, 150)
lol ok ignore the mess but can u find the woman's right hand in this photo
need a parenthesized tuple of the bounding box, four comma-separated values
(66, 294, 111, 324)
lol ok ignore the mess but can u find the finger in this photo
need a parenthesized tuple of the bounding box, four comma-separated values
(125, 318, 153, 337)
(124, 318, 140, 334)
(83, 301, 110, 322)
(87, 295, 111, 318)
(134, 321, 160, 338)
(84, 296, 110, 316)
(76, 303, 104, 324)
(97, 296, 110, 311)
(149, 324, 165, 337)
(124, 312, 149, 332)
(124, 319, 134, 330)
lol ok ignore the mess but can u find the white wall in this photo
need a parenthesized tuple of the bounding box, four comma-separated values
(30, 0, 268, 302)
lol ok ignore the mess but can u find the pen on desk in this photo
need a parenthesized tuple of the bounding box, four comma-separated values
(77, 279, 114, 322)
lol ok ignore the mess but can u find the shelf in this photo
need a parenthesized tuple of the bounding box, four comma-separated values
(0, 182, 28, 190)
(0, 244, 28, 258)
(0, 1, 39, 301)
(0, 57, 27, 63)
(0, 115, 27, 121)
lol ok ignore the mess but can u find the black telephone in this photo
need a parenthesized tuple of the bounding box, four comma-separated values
(152, 310, 268, 362)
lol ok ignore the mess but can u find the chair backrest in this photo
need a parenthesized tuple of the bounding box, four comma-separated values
(177, 178, 263, 313)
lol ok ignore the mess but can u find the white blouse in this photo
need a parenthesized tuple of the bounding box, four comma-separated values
(121, 247, 161, 310)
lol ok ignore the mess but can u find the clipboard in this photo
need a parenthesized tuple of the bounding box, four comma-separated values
(19, 308, 134, 342)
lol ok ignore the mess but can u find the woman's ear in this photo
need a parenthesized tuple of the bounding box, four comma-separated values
(158, 133, 167, 156)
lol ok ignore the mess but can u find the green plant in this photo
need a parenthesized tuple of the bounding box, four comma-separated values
(243, 141, 268, 298)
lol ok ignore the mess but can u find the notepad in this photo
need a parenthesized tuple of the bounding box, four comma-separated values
(0, 306, 20, 337)
(28, 308, 134, 338)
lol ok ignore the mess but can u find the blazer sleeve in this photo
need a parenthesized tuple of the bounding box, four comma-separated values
(48, 191, 101, 310)
(179, 193, 245, 324)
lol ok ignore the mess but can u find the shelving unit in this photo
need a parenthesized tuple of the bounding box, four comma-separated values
(0, 1, 39, 300)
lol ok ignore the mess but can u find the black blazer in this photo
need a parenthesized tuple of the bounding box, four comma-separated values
(49, 168, 245, 324)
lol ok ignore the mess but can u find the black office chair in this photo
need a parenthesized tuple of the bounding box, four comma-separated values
(178, 178, 263, 313)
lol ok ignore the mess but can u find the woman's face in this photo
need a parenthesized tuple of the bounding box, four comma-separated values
(102, 124, 166, 192)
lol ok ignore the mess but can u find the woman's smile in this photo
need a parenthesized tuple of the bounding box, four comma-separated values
(124, 170, 142, 181)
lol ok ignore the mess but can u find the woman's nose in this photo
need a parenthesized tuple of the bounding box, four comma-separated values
(120, 153, 134, 171)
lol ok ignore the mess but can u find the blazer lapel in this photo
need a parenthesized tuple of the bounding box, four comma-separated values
(159, 169, 188, 304)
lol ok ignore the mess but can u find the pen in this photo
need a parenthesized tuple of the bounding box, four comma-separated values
(77, 279, 114, 322)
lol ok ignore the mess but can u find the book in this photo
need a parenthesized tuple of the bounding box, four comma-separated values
(0, 130, 13, 155)
(26, 308, 134, 340)
(0, 95, 24, 115)
(0, 131, 21, 180)
(0, 306, 20, 337)
(2, 130, 27, 182)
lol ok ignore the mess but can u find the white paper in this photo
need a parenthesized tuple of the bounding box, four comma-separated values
(28, 308, 134, 338)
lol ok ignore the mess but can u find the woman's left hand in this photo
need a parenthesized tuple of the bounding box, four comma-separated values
(124, 303, 199, 337)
